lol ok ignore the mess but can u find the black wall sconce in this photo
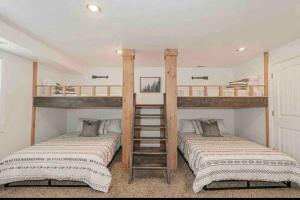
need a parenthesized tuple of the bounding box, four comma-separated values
(191, 76, 208, 80)
(92, 75, 109, 79)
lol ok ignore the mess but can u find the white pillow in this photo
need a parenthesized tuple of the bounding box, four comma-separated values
(99, 119, 122, 134)
(178, 119, 196, 133)
(76, 118, 99, 132)
(106, 119, 122, 134)
(99, 120, 110, 135)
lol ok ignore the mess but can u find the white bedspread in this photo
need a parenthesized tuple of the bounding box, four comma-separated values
(178, 133, 300, 193)
(0, 133, 121, 192)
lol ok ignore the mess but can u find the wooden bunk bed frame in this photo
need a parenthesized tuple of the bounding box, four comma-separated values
(177, 84, 268, 108)
(24, 50, 282, 192)
(176, 52, 287, 191)
(34, 85, 123, 108)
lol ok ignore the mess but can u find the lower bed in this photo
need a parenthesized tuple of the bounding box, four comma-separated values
(178, 132, 300, 193)
(0, 132, 121, 193)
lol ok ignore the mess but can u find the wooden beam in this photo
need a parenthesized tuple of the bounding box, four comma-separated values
(34, 96, 122, 108)
(121, 49, 135, 168)
(31, 62, 38, 145)
(164, 48, 178, 170)
(264, 52, 270, 147)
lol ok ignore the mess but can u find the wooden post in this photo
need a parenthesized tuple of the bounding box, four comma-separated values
(92, 86, 96, 96)
(204, 86, 208, 97)
(189, 86, 193, 97)
(219, 86, 224, 97)
(264, 52, 270, 147)
(164, 49, 178, 170)
(234, 86, 238, 97)
(31, 62, 38, 145)
(107, 86, 111, 97)
(63, 86, 66, 96)
(249, 86, 254, 97)
(121, 49, 135, 168)
(78, 86, 82, 96)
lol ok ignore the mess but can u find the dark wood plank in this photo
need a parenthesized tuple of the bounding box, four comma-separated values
(34, 97, 122, 108)
(177, 97, 268, 108)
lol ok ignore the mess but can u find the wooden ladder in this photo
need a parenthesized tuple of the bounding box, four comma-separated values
(129, 94, 170, 184)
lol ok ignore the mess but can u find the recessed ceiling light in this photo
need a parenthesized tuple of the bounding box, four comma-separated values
(87, 3, 101, 12)
(237, 47, 247, 52)
(116, 49, 123, 54)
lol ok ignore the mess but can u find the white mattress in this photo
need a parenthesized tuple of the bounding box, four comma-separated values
(0, 132, 121, 192)
(178, 132, 300, 193)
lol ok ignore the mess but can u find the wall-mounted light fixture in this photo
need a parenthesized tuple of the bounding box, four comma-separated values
(92, 75, 109, 79)
(191, 76, 208, 80)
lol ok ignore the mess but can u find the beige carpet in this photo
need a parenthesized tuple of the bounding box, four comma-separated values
(0, 153, 300, 198)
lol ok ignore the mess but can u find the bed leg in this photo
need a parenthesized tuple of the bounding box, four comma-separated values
(247, 181, 250, 188)
(287, 181, 292, 188)
(48, 180, 52, 187)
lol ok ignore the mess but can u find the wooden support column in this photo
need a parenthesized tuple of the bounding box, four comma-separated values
(121, 49, 135, 168)
(164, 49, 178, 170)
(31, 62, 38, 145)
(264, 52, 270, 147)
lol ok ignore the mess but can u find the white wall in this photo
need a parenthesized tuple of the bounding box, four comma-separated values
(35, 64, 69, 143)
(0, 50, 32, 159)
(234, 108, 266, 145)
(233, 55, 266, 145)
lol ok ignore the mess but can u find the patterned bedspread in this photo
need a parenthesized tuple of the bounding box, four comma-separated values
(0, 132, 121, 192)
(178, 133, 300, 193)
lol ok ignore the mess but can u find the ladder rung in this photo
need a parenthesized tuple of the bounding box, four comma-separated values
(133, 137, 167, 141)
(135, 104, 164, 109)
(134, 125, 166, 129)
(132, 165, 167, 170)
(135, 114, 164, 119)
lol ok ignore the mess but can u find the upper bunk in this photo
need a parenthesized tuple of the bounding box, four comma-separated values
(177, 84, 268, 108)
(34, 85, 122, 108)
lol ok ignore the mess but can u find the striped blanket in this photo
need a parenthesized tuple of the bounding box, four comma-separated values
(0, 132, 121, 192)
(178, 133, 300, 193)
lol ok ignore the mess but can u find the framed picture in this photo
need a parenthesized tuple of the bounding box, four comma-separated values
(140, 77, 161, 93)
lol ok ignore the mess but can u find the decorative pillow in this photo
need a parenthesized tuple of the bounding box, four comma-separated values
(195, 118, 227, 134)
(200, 120, 222, 137)
(76, 118, 99, 132)
(79, 120, 101, 137)
(178, 119, 196, 133)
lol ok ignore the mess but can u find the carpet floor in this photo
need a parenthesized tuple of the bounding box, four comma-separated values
(0, 153, 300, 198)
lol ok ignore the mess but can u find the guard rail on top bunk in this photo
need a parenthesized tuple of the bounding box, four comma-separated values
(177, 84, 268, 108)
(34, 85, 123, 108)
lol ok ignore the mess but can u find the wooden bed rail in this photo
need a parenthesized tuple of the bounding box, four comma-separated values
(177, 85, 266, 97)
(35, 85, 122, 97)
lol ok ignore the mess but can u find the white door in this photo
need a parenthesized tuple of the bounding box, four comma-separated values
(271, 57, 300, 162)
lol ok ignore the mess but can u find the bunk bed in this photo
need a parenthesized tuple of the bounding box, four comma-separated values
(34, 84, 123, 108)
(0, 84, 124, 192)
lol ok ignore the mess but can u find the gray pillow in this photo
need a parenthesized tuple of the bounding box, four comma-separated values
(200, 120, 222, 137)
(79, 120, 101, 137)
